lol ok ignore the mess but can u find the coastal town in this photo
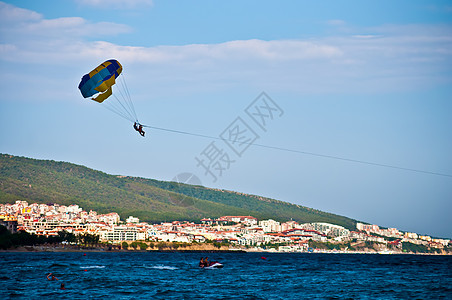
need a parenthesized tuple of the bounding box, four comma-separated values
(1, 201, 450, 253)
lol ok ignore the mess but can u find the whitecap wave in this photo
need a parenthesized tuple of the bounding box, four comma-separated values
(147, 265, 178, 270)
(80, 266, 106, 269)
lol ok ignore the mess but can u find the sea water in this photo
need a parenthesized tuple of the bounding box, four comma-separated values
(1, 252, 451, 299)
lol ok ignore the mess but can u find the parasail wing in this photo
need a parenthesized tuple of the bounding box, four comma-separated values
(93, 87, 112, 103)
(78, 59, 139, 124)
(78, 59, 122, 102)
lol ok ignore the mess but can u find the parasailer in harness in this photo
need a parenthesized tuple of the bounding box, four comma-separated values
(79, 60, 145, 137)
(134, 122, 145, 137)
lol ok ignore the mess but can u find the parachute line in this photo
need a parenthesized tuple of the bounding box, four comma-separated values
(119, 73, 137, 121)
(140, 124, 452, 179)
(112, 93, 136, 122)
(115, 78, 136, 121)
(101, 101, 135, 122)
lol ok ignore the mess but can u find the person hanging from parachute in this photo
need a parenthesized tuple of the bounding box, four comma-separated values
(78, 59, 147, 137)
(133, 122, 145, 137)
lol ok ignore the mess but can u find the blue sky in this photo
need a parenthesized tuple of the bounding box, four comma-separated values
(1, 0, 451, 238)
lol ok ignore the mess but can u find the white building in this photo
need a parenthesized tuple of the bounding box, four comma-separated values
(404, 232, 418, 239)
(356, 223, 380, 232)
(278, 243, 308, 252)
(259, 219, 281, 233)
(99, 226, 146, 241)
(218, 216, 258, 226)
(99, 213, 121, 225)
(311, 222, 350, 237)
(126, 216, 140, 224)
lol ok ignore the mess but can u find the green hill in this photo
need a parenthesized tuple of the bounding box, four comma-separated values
(0, 154, 358, 229)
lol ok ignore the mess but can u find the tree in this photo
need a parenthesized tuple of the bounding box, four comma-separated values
(0, 225, 12, 250)
(139, 242, 148, 250)
(130, 241, 139, 249)
(121, 241, 129, 250)
(58, 231, 76, 244)
(79, 233, 99, 247)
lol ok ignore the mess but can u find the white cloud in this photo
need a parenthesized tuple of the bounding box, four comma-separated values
(92, 39, 342, 64)
(75, 0, 153, 9)
(0, 2, 131, 42)
(0, 2, 41, 23)
(1, 2, 451, 101)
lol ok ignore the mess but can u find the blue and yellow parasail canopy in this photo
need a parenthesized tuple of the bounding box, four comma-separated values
(78, 59, 123, 103)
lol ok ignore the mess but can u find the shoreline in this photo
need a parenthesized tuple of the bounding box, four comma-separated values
(1, 246, 450, 255)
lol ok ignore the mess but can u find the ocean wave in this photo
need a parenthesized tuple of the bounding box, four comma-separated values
(80, 266, 106, 269)
(146, 265, 178, 270)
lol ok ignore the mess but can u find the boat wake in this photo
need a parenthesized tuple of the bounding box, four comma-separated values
(147, 265, 179, 270)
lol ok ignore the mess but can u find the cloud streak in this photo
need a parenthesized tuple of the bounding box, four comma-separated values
(75, 0, 153, 9)
(1, 2, 451, 101)
(0, 1, 40, 22)
(0, 2, 131, 43)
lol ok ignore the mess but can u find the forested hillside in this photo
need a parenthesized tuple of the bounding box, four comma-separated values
(0, 154, 358, 229)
